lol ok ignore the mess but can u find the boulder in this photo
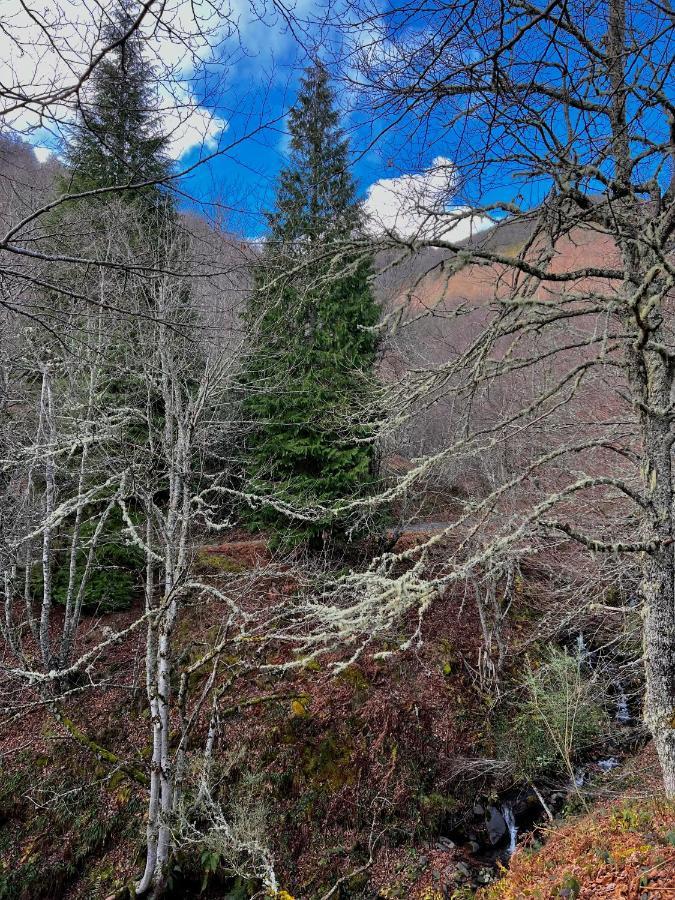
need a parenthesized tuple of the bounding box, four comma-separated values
(486, 806, 507, 845)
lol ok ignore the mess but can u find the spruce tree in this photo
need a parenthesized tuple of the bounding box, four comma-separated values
(54, 0, 180, 382)
(42, 3, 179, 612)
(243, 62, 380, 546)
(62, 1, 172, 216)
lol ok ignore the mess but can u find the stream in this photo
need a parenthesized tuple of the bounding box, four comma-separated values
(439, 632, 641, 887)
(502, 802, 518, 857)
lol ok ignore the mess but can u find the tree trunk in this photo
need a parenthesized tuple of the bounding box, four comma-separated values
(641, 418, 675, 797)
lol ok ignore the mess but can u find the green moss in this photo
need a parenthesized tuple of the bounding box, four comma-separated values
(302, 734, 355, 790)
(346, 870, 370, 893)
(108, 770, 126, 790)
(302, 657, 322, 672)
(419, 792, 458, 833)
(337, 664, 369, 693)
(194, 550, 246, 574)
(420, 792, 457, 813)
(290, 695, 311, 718)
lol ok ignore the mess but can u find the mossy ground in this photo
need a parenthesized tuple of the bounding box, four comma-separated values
(0, 747, 142, 899)
(0, 537, 660, 899)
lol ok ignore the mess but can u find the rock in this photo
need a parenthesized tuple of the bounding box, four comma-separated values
(468, 840, 481, 853)
(513, 792, 537, 815)
(477, 868, 493, 884)
(435, 837, 456, 851)
(473, 802, 485, 816)
(455, 861, 471, 878)
(486, 806, 507, 845)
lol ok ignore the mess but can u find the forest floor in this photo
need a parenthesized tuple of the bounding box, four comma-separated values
(0, 529, 671, 899)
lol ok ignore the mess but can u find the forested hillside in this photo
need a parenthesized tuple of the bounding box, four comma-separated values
(1, 1, 675, 898)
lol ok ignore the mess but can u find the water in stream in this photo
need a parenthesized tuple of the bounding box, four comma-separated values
(440, 633, 639, 889)
(502, 803, 518, 857)
(615, 690, 631, 724)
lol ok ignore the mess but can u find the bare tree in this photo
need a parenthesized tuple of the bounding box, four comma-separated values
(294, 0, 675, 795)
(0, 203, 285, 896)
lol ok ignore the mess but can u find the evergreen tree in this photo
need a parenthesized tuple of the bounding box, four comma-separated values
(53, 0, 180, 399)
(243, 62, 380, 546)
(62, 1, 172, 215)
(41, 2, 181, 612)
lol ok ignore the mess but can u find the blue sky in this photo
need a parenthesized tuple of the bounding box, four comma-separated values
(6, 0, 675, 241)
(1, 0, 506, 240)
(170, 7, 539, 241)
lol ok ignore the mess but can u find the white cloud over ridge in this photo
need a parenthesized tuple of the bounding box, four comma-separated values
(364, 156, 490, 241)
(33, 147, 54, 164)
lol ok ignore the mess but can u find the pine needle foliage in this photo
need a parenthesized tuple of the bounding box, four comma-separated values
(243, 62, 380, 546)
(61, 2, 172, 217)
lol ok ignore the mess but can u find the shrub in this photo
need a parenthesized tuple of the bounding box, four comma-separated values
(499, 646, 608, 780)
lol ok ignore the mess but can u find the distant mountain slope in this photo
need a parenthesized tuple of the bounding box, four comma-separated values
(0, 133, 58, 230)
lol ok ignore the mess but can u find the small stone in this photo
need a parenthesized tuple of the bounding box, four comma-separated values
(455, 861, 471, 878)
(435, 837, 456, 851)
(468, 840, 481, 853)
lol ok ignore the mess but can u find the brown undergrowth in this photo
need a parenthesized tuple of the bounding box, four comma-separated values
(480, 745, 675, 900)
(0, 534, 490, 898)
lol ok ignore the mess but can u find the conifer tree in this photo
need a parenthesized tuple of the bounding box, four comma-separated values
(42, 2, 180, 612)
(62, 1, 172, 216)
(243, 62, 380, 545)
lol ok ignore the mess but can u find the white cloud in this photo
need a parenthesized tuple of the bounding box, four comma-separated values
(0, 0, 228, 160)
(33, 147, 54, 164)
(364, 156, 491, 241)
(158, 83, 228, 159)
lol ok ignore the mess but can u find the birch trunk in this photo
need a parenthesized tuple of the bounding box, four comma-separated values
(38, 369, 55, 670)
